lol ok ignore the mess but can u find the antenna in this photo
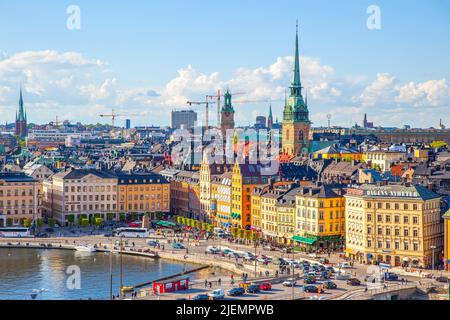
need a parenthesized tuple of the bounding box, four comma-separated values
(327, 114, 332, 128)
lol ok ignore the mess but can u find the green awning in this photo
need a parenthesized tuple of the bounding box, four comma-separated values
(157, 220, 176, 227)
(291, 236, 316, 245)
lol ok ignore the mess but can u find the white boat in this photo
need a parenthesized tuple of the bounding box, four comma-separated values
(75, 245, 96, 252)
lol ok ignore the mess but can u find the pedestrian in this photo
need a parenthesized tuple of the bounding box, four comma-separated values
(209, 282, 212, 288)
(218, 278, 221, 286)
(205, 279, 208, 288)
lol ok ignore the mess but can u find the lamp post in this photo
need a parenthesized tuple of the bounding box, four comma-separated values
(431, 245, 436, 272)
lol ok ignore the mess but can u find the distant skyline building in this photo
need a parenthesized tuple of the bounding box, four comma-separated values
(15, 88, 28, 138)
(363, 113, 374, 129)
(267, 105, 273, 129)
(255, 116, 266, 129)
(171, 110, 197, 129)
(125, 119, 131, 129)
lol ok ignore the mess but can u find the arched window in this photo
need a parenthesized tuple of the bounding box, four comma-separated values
(299, 130, 304, 141)
(286, 129, 290, 138)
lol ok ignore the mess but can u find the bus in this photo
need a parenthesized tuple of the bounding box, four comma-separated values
(0, 227, 32, 238)
(113, 227, 154, 238)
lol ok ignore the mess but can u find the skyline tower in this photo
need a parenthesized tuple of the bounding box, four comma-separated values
(282, 22, 311, 156)
(220, 90, 235, 135)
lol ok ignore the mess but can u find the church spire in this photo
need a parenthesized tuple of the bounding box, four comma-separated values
(18, 87, 25, 122)
(292, 20, 301, 89)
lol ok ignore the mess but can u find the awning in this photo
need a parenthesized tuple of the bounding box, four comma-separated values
(157, 220, 177, 227)
(291, 236, 316, 245)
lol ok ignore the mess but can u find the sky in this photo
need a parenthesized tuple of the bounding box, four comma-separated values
(0, 0, 449, 128)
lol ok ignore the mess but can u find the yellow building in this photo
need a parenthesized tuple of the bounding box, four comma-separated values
(443, 209, 450, 271)
(251, 186, 270, 234)
(276, 189, 297, 245)
(294, 184, 345, 250)
(313, 144, 362, 161)
(211, 172, 232, 229)
(345, 184, 442, 267)
(0, 172, 41, 227)
(117, 173, 170, 220)
(362, 150, 405, 172)
(199, 155, 231, 223)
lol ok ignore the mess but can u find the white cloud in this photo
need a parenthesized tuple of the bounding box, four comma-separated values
(0, 49, 448, 128)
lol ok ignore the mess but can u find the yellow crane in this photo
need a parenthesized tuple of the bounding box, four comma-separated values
(99, 109, 139, 135)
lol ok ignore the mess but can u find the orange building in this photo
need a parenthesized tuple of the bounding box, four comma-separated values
(0, 172, 41, 227)
(117, 173, 170, 220)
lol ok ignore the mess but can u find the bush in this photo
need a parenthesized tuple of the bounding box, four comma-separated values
(48, 218, 56, 227)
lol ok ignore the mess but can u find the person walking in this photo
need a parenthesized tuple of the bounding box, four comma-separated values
(205, 279, 208, 288)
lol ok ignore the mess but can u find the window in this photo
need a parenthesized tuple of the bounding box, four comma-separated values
(403, 216, 409, 224)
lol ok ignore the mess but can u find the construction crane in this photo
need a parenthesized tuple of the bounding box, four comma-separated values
(99, 109, 139, 134)
(186, 97, 216, 128)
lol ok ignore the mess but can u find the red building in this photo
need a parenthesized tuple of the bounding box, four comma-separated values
(153, 277, 189, 294)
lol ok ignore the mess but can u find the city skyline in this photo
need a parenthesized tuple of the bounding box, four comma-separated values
(0, 0, 450, 128)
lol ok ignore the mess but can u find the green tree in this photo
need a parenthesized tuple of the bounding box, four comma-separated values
(37, 219, 44, 228)
(80, 218, 89, 227)
(119, 213, 126, 222)
(430, 141, 448, 149)
(6, 218, 13, 227)
(67, 215, 75, 224)
(22, 218, 31, 228)
(107, 213, 114, 221)
(94, 217, 104, 227)
(48, 218, 56, 227)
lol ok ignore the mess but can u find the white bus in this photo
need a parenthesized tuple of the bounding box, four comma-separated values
(0, 227, 32, 238)
(114, 227, 154, 238)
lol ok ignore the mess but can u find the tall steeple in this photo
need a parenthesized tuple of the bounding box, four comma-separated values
(18, 87, 25, 122)
(292, 20, 302, 91)
(267, 104, 273, 129)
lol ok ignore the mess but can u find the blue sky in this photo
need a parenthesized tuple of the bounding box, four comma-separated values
(0, 0, 449, 127)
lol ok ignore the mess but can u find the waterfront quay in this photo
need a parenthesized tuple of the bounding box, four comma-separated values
(1, 231, 447, 300)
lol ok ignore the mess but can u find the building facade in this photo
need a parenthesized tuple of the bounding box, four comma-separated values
(345, 184, 443, 267)
(171, 110, 197, 129)
(15, 89, 28, 138)
(117, 173, 170, 220)
(0, 173, 41, 227)
(294, 185, 346, 250)
(220, 90, 235, 134)
(43, 169, 118, 225)
(363, 150, 406, 172)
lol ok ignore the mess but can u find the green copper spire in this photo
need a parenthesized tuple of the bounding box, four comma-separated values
(222, 90, 234, 113)
(269, 104, 273, 118)
(18, 87, 25, 122)
(292, 20, 301, 89)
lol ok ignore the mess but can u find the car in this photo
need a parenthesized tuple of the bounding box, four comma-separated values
(347, 278, 361, 286)
(192, 294, 210, 300)
(147, 240, 159, 247)
(323, 281, 337, 289)
(170, 242, 186, 250)
(208, 289, 225, 300)
(259, 282, 272, 291)
(263, 245, 276, 251)
(303, 285, 319, 293)
(227, 287, 245, 296)
(246, 284, 261, 294)
(326, 266, 336, 273)
(282, 279, 297, 287)
(205, 246, 220, 254)
(303, 276, 316, 284)
(222, 249, 234, 255)
(45, 228, 54, 233)
(319, 258, 330, 264)
(338, 262, 352, 269)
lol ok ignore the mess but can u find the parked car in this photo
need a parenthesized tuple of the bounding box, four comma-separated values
(208, 289, 225, 300)
(259, 282, 272, 291)
(147, 240, 159, 247)
(303, 276, 316, 284)
(227, 287, 245, 296)
(282, 279, 297, 287)
(263, 245, 276, 251)
(246, 284, 261, 293)
(205, 246, 220, 254)
(338, 262, 352, 269)
(347, 278, 361, 286)
(303, 285, 320, 293)
(170, 243, 186, 250)
(326, 266, 336, 273)
(323, 281, 337, 289)
(192, 294, 210, 300)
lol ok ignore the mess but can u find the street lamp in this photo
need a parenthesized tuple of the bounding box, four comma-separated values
(431, 245, 436, 272)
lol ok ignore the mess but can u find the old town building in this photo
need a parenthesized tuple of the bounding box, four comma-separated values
(345, 184, 443, 267)
(0, 172, 41, 227)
